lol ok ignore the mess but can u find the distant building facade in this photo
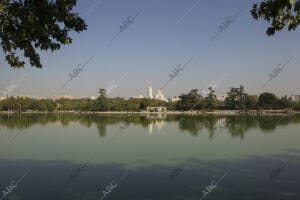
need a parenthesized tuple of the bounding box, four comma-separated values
(133, 94, 145, 99)
(155, 89, 167, 102)
(147, 86, 153, 99)
(291, 95, 300, 102)
(147, 107, 167, 112)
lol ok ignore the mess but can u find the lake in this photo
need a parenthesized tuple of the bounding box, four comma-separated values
(0, 113, 299, 200)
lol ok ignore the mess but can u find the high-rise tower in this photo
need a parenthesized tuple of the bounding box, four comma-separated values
(147, 86, 153, 99)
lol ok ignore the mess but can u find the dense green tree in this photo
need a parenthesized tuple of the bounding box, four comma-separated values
(225, 87, 238, 109)
(0, 1, 9, 32)
(204, 87, 217, 111)
(98, 89, 107, 99)
(0, 97, 57, 111)
(96, 89, 108, 111)
(246, 95, 258, 110)
(258, 92, 278, 109)
(251, 0, 300, 36)
(139, 100, 147, 110)
(125, 98, 141, 111)
(224, 86, 249, 110)
(0, 0, 86, 68)
(177, 89, 202, 110)
(275, 95, 292, 109)
(236, 86, 249, 110)
(166, 101, 177, 111)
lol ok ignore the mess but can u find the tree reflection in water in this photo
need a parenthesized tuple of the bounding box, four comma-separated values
(0, 113, 299, 140)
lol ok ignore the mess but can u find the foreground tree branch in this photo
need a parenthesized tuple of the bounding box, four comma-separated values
(0, 0, 86, 68)
(251, 0, 300, 36)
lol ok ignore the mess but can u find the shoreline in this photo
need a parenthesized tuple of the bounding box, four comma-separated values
(0, 110, 299, 115)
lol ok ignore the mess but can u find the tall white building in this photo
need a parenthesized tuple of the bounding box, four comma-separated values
(148, 86, 153, 99)
(155, 89, 167, 102)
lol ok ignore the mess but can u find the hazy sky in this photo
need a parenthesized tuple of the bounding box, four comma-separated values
(0, 0, 299, 98)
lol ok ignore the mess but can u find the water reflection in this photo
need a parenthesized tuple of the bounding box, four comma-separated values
(0, 114, 299, 199)
(148, 121, 165, 134)
(0, 113, 300, 139)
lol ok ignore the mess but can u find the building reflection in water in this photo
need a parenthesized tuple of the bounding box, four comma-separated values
(148, 121, 165, 134)
(147, 113, 166, 134)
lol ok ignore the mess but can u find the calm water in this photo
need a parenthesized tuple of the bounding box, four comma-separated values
(0, 113, 299, 200)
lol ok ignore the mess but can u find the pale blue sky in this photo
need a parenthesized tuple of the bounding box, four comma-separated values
(0, 0, 299, 98)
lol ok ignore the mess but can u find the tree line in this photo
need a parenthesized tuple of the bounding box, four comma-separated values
(0, 87, 300, 112)
(176, 86, 299, 111)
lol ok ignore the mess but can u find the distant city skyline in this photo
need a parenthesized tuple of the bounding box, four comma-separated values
(1, 87, 299, 102)
(0, 0, 299, 98)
